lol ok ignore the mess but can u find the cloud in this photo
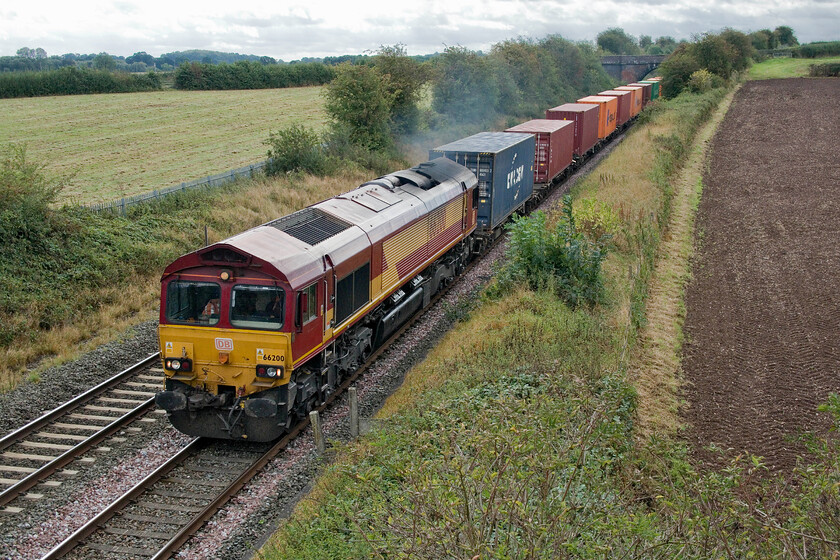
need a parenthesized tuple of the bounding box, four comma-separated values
(0, 0, 837, 59)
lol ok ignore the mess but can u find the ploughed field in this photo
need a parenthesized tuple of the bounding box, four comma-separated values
(683, 78, 840, 472)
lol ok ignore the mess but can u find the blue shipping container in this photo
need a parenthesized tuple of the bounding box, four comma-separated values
(430, 132, 535, 233)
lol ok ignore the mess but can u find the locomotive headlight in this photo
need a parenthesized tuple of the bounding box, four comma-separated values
(165, 358, 193, 372)
(256, 365, 284, 379)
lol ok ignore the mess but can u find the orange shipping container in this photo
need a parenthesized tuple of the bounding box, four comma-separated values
(576, 96, 618, 139)
(597, 90, 633, 127)
(615, 86, 642, 117)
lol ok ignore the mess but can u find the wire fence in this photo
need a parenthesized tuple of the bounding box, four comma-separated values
(86, 160, 268, 215)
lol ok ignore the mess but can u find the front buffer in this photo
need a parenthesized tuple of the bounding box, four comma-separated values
(157, 379, 291, 441)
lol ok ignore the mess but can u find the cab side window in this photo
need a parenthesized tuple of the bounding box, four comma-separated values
(300, 283, 317, 325)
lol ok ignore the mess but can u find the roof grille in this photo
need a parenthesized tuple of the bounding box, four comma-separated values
(268, 207, 352, 246)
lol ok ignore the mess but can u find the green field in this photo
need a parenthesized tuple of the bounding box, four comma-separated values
(748, 55, 840, 79)
(0, 87, 327, 204)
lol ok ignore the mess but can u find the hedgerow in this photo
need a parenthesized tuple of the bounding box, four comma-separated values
(0, 67, 161, 98)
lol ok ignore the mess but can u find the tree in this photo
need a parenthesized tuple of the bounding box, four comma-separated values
(639, 35, 653, 52)
(693, 34, 735, 79)
(597, 28, 641, 55)
(659, 44, 701, 98)
(324, 63, 393, 150)
(432, 46, 500, 123)
(750, 30, 773, 50)
(126, 51, 155, 66)
(655, 36, 679, 54)
(374, 44, 429, 135)
(93, 52, 116, 71)
(774, 26, 798, 47)
(719, 29, 754, 72)
(34, 48, 47, 59)
(16, 47, 33, 58)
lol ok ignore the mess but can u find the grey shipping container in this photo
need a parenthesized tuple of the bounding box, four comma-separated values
(430, 132, 535, 233)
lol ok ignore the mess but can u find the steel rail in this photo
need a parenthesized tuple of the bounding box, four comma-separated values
(0, 396, 155, 507)
(0, 352, 161, 452)
(39, 437, 205, 560)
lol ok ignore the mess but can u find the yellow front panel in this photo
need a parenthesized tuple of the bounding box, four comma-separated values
(159, 324, 292, 395)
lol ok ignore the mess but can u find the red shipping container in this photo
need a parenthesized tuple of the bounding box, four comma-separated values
(505, 119, 574, 184)
(628, 83, 652, 107)
(598, 90, 633, 127)
(545, 103, 599, 158)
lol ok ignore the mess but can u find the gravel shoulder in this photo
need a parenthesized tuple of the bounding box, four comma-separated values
(683, 78, 840, 472)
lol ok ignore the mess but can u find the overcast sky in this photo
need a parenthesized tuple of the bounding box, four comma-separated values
(1, 0, 838, 60)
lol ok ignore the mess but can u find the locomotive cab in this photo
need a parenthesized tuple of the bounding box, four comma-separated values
(156, 260, 302, 441)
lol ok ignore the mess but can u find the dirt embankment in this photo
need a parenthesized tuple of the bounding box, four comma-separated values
(683, 78, 840, 472)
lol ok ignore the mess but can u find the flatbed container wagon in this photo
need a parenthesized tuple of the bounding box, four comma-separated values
(430, 132, 535, 234)
(545, 103, 599, 159)
(639, 80, 661, 100)
(576, 96, 618, 139)
(504, 119, 574, 185)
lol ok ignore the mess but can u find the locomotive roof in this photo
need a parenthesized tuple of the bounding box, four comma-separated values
(162, 158, 476, 289)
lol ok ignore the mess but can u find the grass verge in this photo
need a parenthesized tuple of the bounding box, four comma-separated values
(748, 55, 840, 79)
(628, 87, 737, 439)
(0, 87, 326, 204)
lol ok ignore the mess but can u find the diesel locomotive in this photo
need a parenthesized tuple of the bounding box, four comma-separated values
(155, 158, 481, 441)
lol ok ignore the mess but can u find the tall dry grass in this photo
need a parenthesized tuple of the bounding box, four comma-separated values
(0, 168, 374, 391)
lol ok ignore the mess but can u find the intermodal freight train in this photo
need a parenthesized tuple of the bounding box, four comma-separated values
(155, 77, 661, 441)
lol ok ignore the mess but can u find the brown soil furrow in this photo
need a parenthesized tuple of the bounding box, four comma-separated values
(683, 78, 840, 473)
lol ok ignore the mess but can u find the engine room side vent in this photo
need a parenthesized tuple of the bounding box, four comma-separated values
(268, 207, 352, 246)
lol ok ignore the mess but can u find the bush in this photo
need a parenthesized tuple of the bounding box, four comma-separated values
(687, 69, 717, 92)
(264, 125, 330, 176)
(794, 41, 840, 58)
(809, 63, 840, 77)
(493, 196, 609, 308)
(173, 61, 334, 90)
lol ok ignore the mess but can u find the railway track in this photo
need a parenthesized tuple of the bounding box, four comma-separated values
(0, 354, 163, 513)
(12, 125, 632, 559)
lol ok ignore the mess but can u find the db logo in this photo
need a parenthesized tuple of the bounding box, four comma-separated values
(215, 338, 234, 351)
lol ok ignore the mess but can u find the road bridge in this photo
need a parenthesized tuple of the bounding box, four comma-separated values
(601, 55, 666, 83)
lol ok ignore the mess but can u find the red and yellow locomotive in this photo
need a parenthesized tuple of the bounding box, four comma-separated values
(155, 158, 478, 441)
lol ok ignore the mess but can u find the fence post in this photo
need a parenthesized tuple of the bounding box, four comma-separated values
(310, 411, 325, 454)
(349, 387, 359, 438)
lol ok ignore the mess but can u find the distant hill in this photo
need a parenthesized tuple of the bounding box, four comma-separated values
(160, 50, 279, 65)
